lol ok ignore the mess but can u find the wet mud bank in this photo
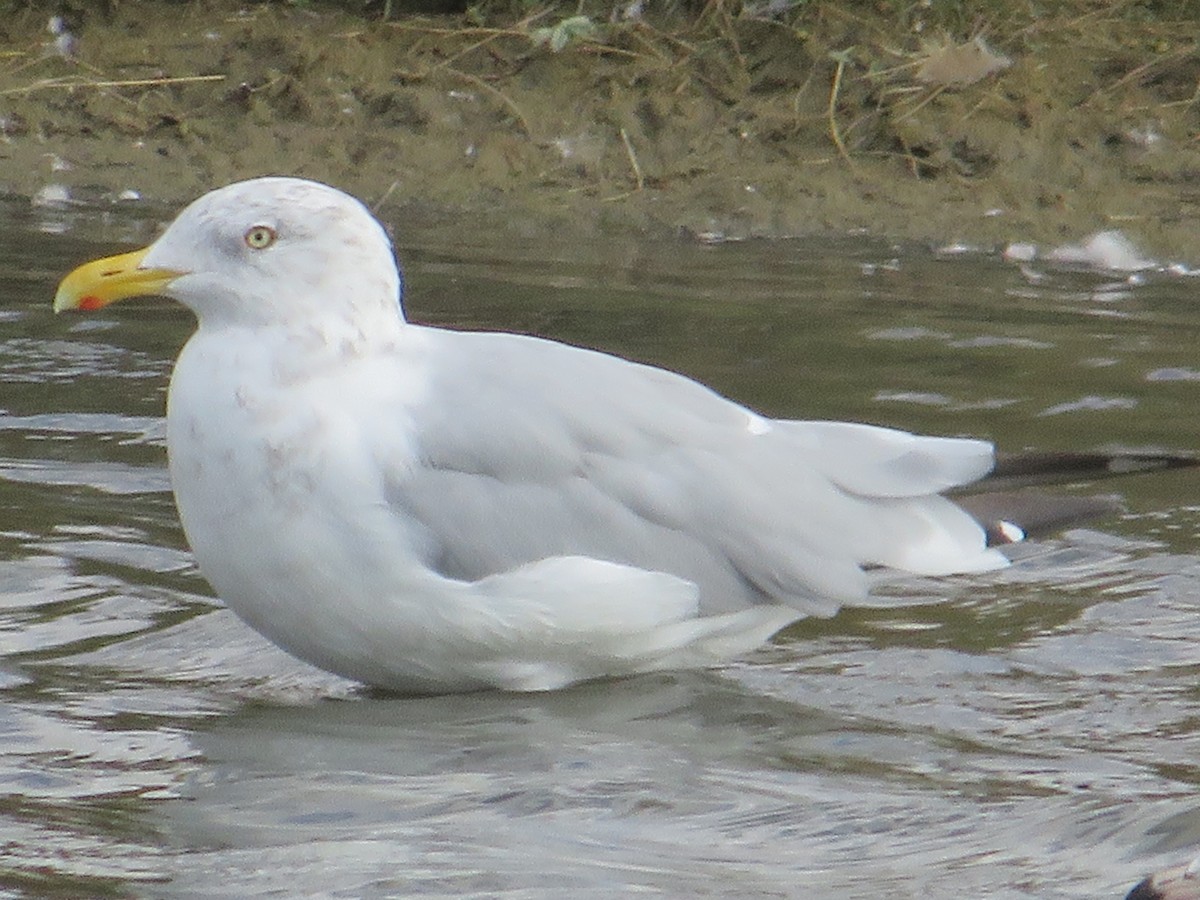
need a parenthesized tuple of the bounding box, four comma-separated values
(3, 2, 1200, 257)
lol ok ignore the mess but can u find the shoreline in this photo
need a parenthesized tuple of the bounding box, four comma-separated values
(3, 2, 1199, 258)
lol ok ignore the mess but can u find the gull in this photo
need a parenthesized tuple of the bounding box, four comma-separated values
(55, 176, 1027, 694)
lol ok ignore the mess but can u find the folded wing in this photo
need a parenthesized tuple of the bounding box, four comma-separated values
(384, 328, 1005, 619)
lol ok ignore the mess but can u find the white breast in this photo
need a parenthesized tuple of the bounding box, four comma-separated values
(166, 325, 442, 681)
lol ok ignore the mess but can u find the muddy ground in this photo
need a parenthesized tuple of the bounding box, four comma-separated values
(3, 1, 1200, 257)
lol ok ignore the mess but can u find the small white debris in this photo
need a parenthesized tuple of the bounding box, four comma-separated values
(741, 0, 798, 19)
(531, 16, 599, 53)
(1003, 242, 1038, 263)
(618, 0, 644, 21)
(1124, 126, 1163, 149)
(116, 189, 141, 202)
(31, 183, 71, 207)
(1045, 230, 1156, 271)
(0, 113, 27, 140)
(916, 36, 1011, 87)
(935, 242, 976, 256)
(45, 153, 72, 173)
(551, 137, 575, 159)
(47, 15, 77, 59)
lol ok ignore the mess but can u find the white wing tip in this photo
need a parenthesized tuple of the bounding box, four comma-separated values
(994, 519, 1026, 545)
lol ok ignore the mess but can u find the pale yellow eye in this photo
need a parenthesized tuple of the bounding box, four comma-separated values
(244, 225, 277, 250)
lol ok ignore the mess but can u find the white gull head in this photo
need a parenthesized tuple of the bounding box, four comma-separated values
(141, 177, 404, 331)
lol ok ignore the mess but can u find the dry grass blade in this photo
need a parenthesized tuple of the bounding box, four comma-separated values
(446, 68, 532, 135)
(827, 50, 856, 170)
(1083, 44, 1196, 107)
(0, 73, 225, 98)
(619, 127, 645, 191)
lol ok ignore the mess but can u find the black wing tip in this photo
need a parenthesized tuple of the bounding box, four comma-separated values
(1125, 863, 1200, 900)
(988, 450, 1200, 489)
(1126, 875, 1163, 900)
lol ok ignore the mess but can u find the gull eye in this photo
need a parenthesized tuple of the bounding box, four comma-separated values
(244, 225, 277, 250)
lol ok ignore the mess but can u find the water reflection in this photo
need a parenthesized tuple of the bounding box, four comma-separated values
(2, 197, 1199, 896)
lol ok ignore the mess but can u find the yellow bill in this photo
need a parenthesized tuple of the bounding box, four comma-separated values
(54, 247, 183, 313)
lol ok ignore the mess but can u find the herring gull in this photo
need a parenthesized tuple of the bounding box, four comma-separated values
(54, 176, 1014, 694)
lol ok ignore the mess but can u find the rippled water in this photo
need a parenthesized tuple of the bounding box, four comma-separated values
(4, 196, 1200, 898)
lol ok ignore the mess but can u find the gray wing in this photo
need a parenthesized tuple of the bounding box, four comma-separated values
(383, 328, 1002, 616)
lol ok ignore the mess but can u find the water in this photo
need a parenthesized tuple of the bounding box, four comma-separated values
(3, 195, 1200, 898)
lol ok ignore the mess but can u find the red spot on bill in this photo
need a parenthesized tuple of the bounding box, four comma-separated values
(78, 295, 104, 311)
